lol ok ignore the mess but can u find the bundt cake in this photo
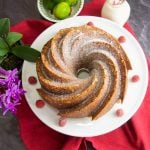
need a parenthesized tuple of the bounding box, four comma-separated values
(36, 24, 132, 120)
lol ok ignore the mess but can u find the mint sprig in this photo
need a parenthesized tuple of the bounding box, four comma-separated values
(0, 18, 40, 62)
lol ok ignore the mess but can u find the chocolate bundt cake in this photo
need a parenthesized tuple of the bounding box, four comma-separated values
(36, 25, 132, 120)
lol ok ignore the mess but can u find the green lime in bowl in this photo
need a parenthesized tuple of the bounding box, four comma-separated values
(53, 2, 71, 19)
(37, 0, 84, 22)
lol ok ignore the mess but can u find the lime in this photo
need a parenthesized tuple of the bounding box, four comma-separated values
(65, 0, 77, 6)
(53, 2, 71, 19)
(43, 0, 55, 10)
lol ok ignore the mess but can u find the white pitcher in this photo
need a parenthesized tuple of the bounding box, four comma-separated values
(101, 0, 131, 26)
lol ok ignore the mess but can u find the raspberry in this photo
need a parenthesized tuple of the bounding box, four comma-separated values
(36, 100, 45, 108)
(116, 109, 124, 117)
(87, 21, 94, 26)
(131, 75, 140, 82)
(28, 76, 37, 85)
(58, 117, 67, 127)
(118, 36, 126, 43)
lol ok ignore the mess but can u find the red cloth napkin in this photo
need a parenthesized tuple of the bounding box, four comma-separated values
(11, 0, 150, 150)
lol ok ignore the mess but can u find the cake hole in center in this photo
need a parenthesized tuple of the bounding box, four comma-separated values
(77, 68, 90, 79)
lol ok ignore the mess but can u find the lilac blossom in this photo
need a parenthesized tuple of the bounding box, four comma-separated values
(0, 67, 26, 115)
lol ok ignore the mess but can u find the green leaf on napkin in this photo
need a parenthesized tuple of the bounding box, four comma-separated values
(12, 45, 41, 62)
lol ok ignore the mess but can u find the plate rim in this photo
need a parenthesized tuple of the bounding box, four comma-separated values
(22, 16, 149, 137)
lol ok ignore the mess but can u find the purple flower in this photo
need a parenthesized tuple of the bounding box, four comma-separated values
(0, 67, 26, 115)
(0, 67, 7, 76)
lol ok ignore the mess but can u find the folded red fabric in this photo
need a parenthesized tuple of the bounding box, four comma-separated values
(10, 0, 150, 150)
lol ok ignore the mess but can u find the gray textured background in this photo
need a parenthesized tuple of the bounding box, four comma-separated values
(0, 0, 150, 149)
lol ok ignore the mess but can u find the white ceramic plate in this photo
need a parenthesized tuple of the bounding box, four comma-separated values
(22, 16, 148, 137)
(37, 0, 84, 22)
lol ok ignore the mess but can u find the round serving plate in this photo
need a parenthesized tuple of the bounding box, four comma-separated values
(22, 16, 148, 137)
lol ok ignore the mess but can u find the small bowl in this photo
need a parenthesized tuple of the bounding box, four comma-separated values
(37, 0, 84, 22)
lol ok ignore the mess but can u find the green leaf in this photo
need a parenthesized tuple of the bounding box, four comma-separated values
(0, 37, 9, 56)
(0, 18, 10, 37)
(6, 32, 23, 46)
(0, 48, 9, 56)
(12, 46, 40, 62)
(0, 37, 8, 49)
